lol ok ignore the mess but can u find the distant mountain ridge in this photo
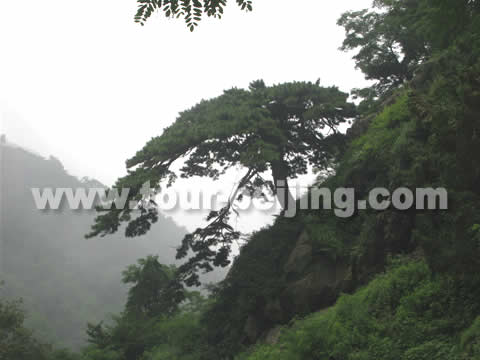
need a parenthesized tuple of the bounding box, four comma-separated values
(0, 140, 205, 348)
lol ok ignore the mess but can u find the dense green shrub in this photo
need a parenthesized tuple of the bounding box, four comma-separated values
(239, 259, 480, 360)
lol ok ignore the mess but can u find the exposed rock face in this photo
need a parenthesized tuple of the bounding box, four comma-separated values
(243, 230, 350, 342)
(264, 326, 283, 345)
(244, 315, 260, 343)
(284, 231, 312, 278)
(282, 253, 348, 316)
(239, 209, 415, 345)
(264, 299, 285, 323)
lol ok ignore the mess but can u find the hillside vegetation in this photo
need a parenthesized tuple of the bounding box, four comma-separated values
(2, 1, 480, 359)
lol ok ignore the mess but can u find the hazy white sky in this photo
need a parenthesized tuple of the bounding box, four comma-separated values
(0, 0, 372, 231)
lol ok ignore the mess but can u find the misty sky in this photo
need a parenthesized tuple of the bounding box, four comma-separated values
(0, 0, 371, 231)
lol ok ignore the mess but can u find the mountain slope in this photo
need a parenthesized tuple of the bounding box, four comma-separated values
(0, 142, 190, 348)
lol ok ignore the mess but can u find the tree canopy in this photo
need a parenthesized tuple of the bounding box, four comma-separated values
(121, 256, 184, 317)
(337, 0, 480, 96)
(0, 287, 51, 360)
(337, 0, 428, 95)
(87, 80, 355, 285)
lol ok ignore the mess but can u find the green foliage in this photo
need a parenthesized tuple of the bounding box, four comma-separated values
(88, 80, 356, 286)
(199, 218, 302, 358)
(82, 347, 122, 360)
(48, 349, 83, 360)
(338, 0, 480, 96)
(198, 2, 480, 354)
(240, 259, 480, 360)
(200, 9, 480, 345)
(338, 0, 428, 94)
(121, 256, 184, 317)
(81, 257, 214, 360)
(461, 317, 480, 357)
(7, 1, 480, 360)
(348, 92, 410, 167)
(0, 290, 51, 360)
(82, 301, 211, 360)
(134, 0, 253, 30)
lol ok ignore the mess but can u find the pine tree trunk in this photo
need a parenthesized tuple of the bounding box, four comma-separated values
(271, 159, 295, 212)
